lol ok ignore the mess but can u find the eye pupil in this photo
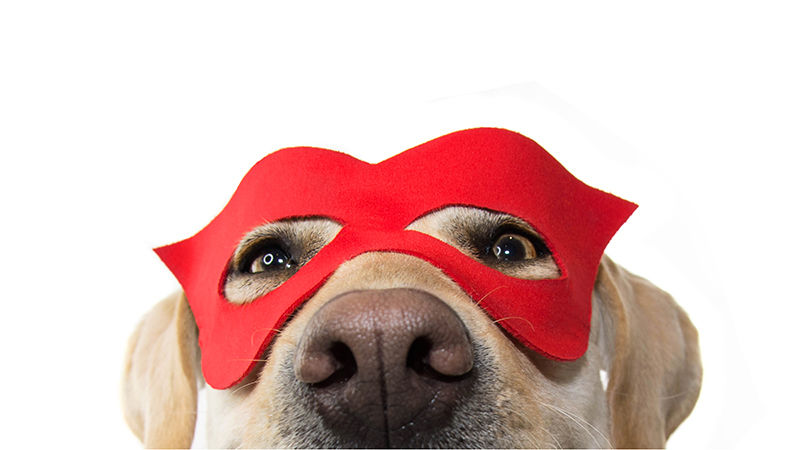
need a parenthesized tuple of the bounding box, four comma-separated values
(491, 234, 536, 262)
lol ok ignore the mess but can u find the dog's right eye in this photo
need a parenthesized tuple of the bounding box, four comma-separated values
(225, 218, 343, 304)
(247, 246, 295, 273)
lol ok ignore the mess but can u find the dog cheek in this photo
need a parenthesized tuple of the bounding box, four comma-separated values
(475, 323, 556, 446)
(430, 288, 552, 443)
(233, 342, 290, 446)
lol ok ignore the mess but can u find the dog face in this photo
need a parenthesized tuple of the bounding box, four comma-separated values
(152, 128, 638, 391)
(123, 206, 702, 448)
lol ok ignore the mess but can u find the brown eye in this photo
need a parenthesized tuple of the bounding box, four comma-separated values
(491, 234, 537, 262)
(248, 247, 294, 273)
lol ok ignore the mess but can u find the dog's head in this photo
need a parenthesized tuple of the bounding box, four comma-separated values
(122, 129, 701, 448)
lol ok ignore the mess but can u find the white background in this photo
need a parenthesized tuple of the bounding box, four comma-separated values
(1, 1, 798, 448)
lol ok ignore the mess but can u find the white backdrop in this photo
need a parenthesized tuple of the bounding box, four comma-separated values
(1, 1, 798, 448)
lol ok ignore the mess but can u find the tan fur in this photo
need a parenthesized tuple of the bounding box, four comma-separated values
(121, 291, 201, 448)
(596, 257, 702, 447)
(122, 218, 701, 448)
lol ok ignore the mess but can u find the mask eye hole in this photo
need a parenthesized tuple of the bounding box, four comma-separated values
(224, 217, 342, 305)
(406, 206, 560, 280)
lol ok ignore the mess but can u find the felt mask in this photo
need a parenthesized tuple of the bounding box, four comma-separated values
(155, 127, 637, 389)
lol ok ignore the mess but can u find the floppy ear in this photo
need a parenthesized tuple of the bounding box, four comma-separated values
(595, 256, 702, 448)
(121, 291, 202, 448)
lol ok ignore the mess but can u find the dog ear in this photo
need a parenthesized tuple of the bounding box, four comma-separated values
(121, 291, 201, 448)
(595, 257, 702, 448)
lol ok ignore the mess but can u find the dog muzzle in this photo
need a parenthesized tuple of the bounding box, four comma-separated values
(155, 128, 637, 389)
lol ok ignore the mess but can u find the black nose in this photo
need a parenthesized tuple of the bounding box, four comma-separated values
(294, 288, 476, 447)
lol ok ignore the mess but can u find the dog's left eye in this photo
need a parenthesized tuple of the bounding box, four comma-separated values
(491, 233, 537, 262)
(483, 225, 552, 265)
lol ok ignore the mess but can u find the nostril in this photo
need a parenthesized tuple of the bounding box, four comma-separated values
(407, 336, 473, 380)
(406, 336, 433, 376)
(315, 342, 357, 387)
(296, 341, 357, 386)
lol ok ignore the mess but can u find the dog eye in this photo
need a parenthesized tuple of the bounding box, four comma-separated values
(485, 224, 552, 264)
(247, 246, 295, 273)
(491, 234, 538, 262)
(225, 218, 343, 304)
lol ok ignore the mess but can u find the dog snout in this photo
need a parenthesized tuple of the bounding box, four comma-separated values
(293, 288, 475, 446)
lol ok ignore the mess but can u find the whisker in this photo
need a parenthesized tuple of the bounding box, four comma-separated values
(540, 401, 612, 448)
(540, 425, 563, 449)
(492, 316, 536, 334)
(250, 327, 284, 347)
(475, 285, 508, 307)
(506, 400, 562, 449)
(231, 379, 262, 395)
(541, 403, 599, 448)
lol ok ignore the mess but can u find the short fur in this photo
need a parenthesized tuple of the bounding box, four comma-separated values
(122, 207, 701, 448)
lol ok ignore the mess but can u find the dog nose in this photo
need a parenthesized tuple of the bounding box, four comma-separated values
(294, 288, 475, 446)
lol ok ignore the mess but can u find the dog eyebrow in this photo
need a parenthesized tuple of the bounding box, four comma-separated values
(231, 224, 294, 267)
(237, 223, 293, 249)
(410, 206, 544, 243)
(444, 209, 542, 238)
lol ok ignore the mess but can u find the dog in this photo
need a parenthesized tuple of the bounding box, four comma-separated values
(122, 131, 701, 448)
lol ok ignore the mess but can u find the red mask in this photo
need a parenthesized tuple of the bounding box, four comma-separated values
(155, 128, 637, 389)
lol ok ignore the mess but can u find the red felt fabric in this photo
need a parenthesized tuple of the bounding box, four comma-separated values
(155, 128, 637, 389)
